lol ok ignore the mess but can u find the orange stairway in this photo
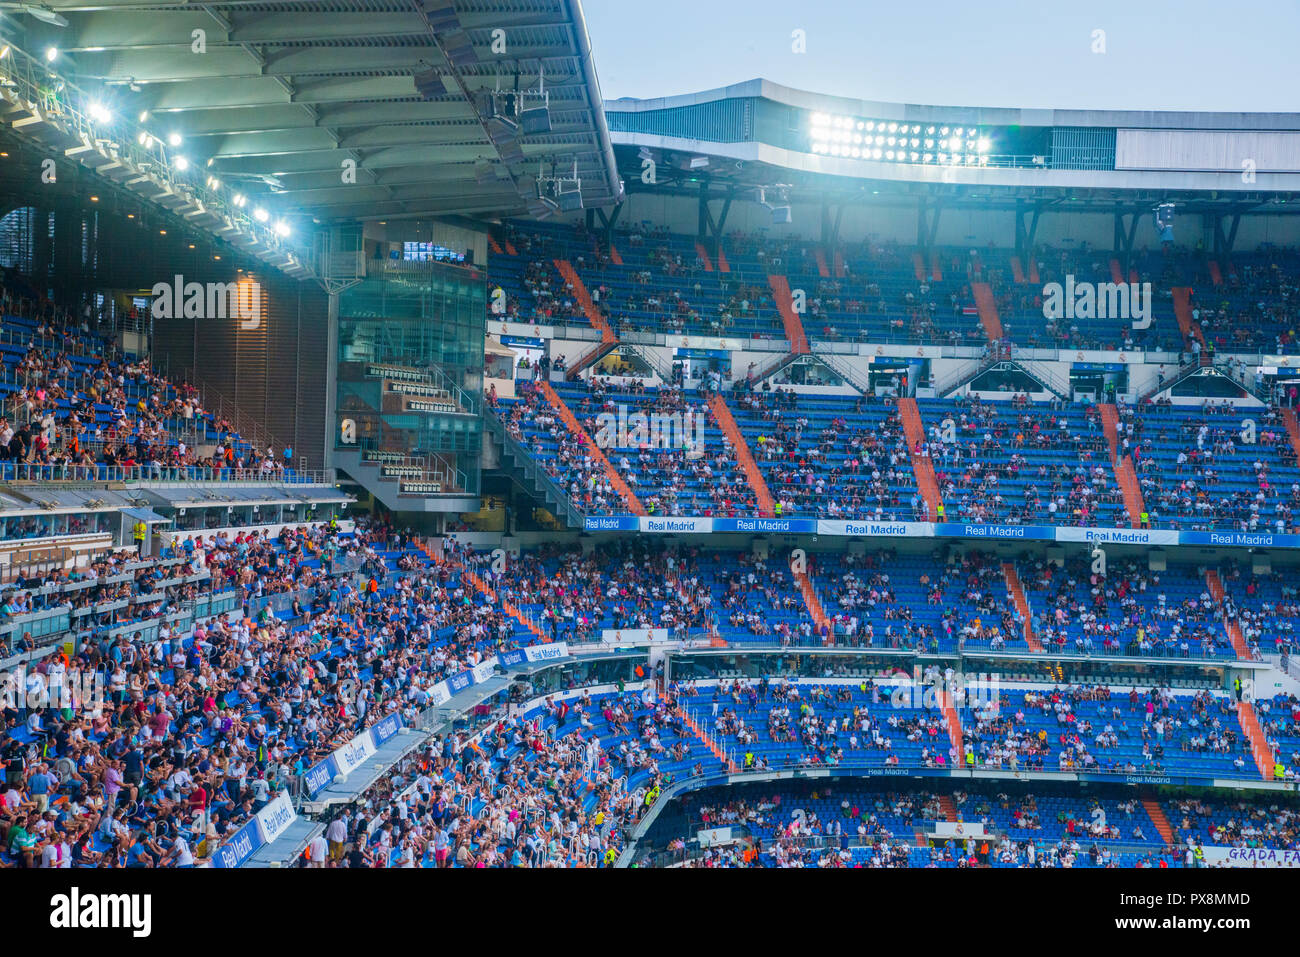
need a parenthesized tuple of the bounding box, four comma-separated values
(706, 394, 776, 516)
(716, 244, 729, 273)
(793, 567, 832, 644)
(1128, 267, 1140, 285)
(942, 691, 964, 767)
(833, 249, 846, 278)
(1171, 287, 1205, 349)
(815, 247, 830, 278)
(555, 259, 618, 378)
(971, 282, 1005, 342)
(929, 250, 943, 281)
(1001, 562, 1045, 652)
(463, 567, 548, 643)
(1141, 799, 1176, 847)
(504, 240, 518, 256)
(555, 259, 615, 342)
(1099, 403, 1121, 460)
(1010, 255, 1026, 284)
(695, 241, 714, 271)
(1208, 260, 1223, 286)
(1113, 458, 1146, 530)
(537, 380, 646, 516)
(938, 794, 959, 823)
(608, 243, 623, 266)
(1027, 258, 1040, 284)
(1109, 257, 1125, 284)
(911, 250, 927, 281)
(1236, 700, 1274, 781)
(1281, 408, 1300, 462)
(767, 274, 810, 354)
(1100, 402, 1146, 528)
(489, 237, 503, 255)
(1205, 569, 1252, 659)
(898, 397, 944, 521)
(681, 709, 739, 772)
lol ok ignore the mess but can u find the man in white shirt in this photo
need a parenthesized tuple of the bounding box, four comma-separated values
(39, 835, 72, 868)
(307, 831, 328, 868)
(326, 814, 349, 865)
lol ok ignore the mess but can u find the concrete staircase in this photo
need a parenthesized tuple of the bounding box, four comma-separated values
(767, 274, 810, 354)
(1236, 699, 1274, 781)
(554, 258, 618, 379)
(681, 709, 738, 772)
(1100, 402, 1146, 528)
(942, 692, 964, 767)
(1205, 569, 1252, 659)
(1001, 562, 1045, 652)
(706, 393, 776, 517)
(898, 397, 944, 521)
(537, 380, 645, 515)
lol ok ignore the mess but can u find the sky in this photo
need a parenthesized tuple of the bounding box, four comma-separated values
(582, 0, 1300, 113)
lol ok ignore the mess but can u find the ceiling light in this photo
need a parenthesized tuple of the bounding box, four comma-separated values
(253, 207, 269, 222)
(174, 156, 188, 170)
(25, 5, 68, 27)
(44, 46, 57, 62)
(167, 132, 182, 147)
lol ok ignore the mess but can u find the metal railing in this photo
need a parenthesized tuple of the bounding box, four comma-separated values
(0, 462, 331, 484)
(348, 444, 465, 494)
(186, 373, 289, 461)
(481, 404, 585, 525)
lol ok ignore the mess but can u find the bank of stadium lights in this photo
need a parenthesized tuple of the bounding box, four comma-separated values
(253, 207, 269, 223)
(809, 112, 989, 166)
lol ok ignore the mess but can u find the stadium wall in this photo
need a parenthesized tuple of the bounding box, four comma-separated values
(150, 271, 329, 471)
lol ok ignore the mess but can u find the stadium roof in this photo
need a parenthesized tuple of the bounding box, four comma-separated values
(606, 78, 1300, 210)
(4, 0, 621, 234)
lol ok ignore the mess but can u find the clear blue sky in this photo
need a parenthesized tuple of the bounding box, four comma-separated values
(583, 0, 1300, 113)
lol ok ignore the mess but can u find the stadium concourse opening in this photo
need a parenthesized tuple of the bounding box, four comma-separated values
(0, 0, 1294, 940)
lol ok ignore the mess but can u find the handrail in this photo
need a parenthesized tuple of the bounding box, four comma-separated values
(482, 404, 585, 525)
(187, 373, 289, 462)
(0, 462, 332, 484)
